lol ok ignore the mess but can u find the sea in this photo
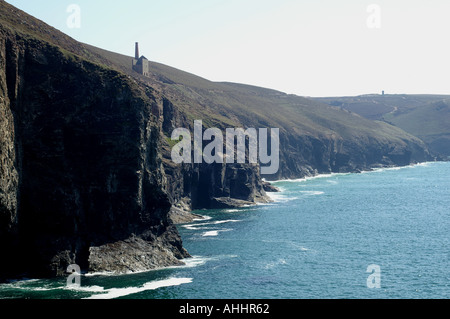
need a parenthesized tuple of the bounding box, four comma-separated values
(0, 161, 449, 299)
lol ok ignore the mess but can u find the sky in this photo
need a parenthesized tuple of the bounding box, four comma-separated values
(5, 0, 450, 97)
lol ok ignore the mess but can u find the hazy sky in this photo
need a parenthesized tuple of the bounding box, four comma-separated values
(5, 0, 450, 97)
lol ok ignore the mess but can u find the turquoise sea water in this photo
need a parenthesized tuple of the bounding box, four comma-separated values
(1, 162, 449, 299)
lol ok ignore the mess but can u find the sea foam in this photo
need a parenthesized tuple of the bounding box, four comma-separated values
(299, 191, 324, 196)
(85, 277, 193, 299)
(202, 230, 219, 237)
(182, 219, 241, 230)
(273, 172, 350, 183)
(266, 192, 299, 203)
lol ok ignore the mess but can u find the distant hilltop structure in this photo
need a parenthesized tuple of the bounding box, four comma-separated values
(132, 42, 149, 77)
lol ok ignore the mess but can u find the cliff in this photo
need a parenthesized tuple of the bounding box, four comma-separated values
(0, 1, 432, 280)
(0, 2, 188, 280)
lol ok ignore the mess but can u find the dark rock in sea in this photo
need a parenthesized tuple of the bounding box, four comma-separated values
(168, 197, 205, 224)
(262, 181, 280, 193)
(88, 228, 187, 274)
(211, 197, 256, 209)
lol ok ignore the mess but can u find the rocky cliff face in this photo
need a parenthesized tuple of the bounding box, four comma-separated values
(154, 87, 431, 215)
(267, 131, 431, 181)
(0, 26, 188, 280)
(159, 99, 271, 212)
(155, 100, 272, 226)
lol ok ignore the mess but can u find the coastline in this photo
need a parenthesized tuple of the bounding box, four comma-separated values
(269, 161, 440, 184)
(265, 161, 445, 204)
(170, 161, 444, 221)
(2, 161, 448, 299)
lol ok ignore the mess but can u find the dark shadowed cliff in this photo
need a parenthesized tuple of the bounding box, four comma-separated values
(0, 1, 432, 280)
(0, 1, 188, 280)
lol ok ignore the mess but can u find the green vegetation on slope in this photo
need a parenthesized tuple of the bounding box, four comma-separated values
(84, 43, 432, 178)
(315, 95, 450, 157)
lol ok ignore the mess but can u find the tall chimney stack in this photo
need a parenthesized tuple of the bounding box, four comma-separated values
(135, 42, 139, 60)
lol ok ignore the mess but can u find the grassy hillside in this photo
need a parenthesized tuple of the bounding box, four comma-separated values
(315, 95, 450, 157)
(385, 99, 450, 157)
(85, 45, 423, 142)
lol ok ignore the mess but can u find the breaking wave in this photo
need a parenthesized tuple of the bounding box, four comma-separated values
(84, 277, 193, 299)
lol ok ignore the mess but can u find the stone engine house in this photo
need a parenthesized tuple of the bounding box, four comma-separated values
(132, 42, 149, 76)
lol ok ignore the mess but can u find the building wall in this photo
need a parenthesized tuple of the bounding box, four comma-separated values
(132, 58, 149, 76)
(141, 59, 149, 76)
